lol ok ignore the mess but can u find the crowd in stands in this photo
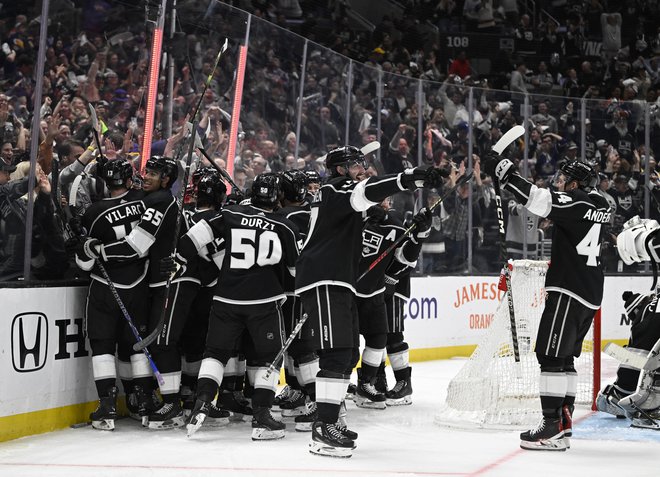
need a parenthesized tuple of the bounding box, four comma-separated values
(1, 0, 660, 281)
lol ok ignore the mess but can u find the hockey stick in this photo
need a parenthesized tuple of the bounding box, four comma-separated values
(88, 103, 107, 164)
(134, 38, 229, 351)
(356, 171, 474, 283)
(197, 146, 243, 193)
(262, 313, 309, 380)
(491, 125, 525, 362)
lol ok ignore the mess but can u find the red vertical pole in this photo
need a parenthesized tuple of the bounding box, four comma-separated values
(225, 44, 248, 192)
(592, 308, 601, 410)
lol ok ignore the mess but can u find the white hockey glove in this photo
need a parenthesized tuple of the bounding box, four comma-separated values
(616, 216, 660, 265)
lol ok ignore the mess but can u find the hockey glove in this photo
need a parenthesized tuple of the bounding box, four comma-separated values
(483, 153, 514, 183)
(79, 238, 102, 261)
(367, 204, 387, 223)
(401, 167, 448, 190)
(412, 208, 432, 240)
(160, 253, 187, 279)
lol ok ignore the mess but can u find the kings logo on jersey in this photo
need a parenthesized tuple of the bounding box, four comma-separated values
(362, 229, 383, 257)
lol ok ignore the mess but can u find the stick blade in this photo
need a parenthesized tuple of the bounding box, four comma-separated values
(361, 141, 380, 156)
(492, 125, 525, 154)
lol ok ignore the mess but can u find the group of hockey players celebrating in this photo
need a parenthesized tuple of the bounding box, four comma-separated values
(75, 143, 443, 458)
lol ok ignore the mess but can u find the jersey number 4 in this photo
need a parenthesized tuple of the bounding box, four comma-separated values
(230, 229, 282, 269)
(576, 223, 602, 267)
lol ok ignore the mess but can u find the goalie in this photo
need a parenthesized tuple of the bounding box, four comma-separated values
(598, 216, 660, 429)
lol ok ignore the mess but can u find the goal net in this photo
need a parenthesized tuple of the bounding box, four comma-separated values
(435, 260, 597, 430)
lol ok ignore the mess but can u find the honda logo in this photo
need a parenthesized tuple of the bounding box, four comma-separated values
(11, 313, 48, 372)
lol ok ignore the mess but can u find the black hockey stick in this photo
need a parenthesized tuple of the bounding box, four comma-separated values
(135, 38, 229, 351)
(262, 313, 309, 380)
(490, 125, 525, 362)
(356, 171, 474, 283)
(197, 146, 244, 194)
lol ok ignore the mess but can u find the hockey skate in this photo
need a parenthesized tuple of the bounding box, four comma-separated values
(309, 421, 355, 458)
(354, 380, 387, 409)
(345, 383, 356, 401)
(186, 399, 210, 437)
(279, 388, 306, 417)
(273, 385, 294, 407)
(251, 407, 286, 440)
(219, 390, 253, 421)
(181, 386, 195, 417)
(90, 387, 118, 431)
(147, 400, 186, 430)
(520, 417, 567, 451)
(205, 401, 230, 427)
(336, 400, 358, 441)
(386, 379, 412, 406)
(294, 399, 317, 431)
(127, 385, 159, 425)
(596, 384, 630, 418)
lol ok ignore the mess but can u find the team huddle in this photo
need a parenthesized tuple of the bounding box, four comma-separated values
(76, 138, 660, 457)
(75, 145, 442, 458)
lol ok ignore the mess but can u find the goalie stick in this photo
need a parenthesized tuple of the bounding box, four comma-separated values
(491, 124, 525, 362)
(357, 171, 474, 283)
(135, 38, 229, 352)
(262, 313, 309, 380)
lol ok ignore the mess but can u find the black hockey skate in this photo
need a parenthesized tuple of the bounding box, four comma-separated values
(309, 421, 355, 458)
(186, 399, 210, 437)
(345, 383, 357, 401)
(375, 371, 388, 394)
(127, 385, 159, 426)
(355, 380, 387, 409)
(561, 404, 574, 448)
(219, 390, 253, 421)
(294, 400, 317, 432)
(251, 407, 286, 440)
(90, 387, 118, 431)
(147, 400, 185, 430)
(274, 385, 294, 407)
(206, 401, 230, 427)
(279, 388, 306, 417)
(520, 417, 567, 451)
(385, 379, 413, 406)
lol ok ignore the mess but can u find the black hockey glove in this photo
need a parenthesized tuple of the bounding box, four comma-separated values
(412, 207, 432, 240)
(367, 204, 387, 223)
(483, 153, 514, 183)
(401, 167, 448, 190)
(160, 253, 187, 279)
(78, 237, 102, 261)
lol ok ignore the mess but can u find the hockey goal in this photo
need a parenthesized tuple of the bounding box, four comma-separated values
(435, 260, 600, 430)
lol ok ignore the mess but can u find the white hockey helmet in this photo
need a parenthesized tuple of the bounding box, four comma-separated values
(617, 216, 660, 265)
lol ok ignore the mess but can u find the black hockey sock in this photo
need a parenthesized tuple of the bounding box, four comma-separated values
(134, 376, 153, 394)
(252, 388, 275, 408)
(304, 382, 316, 401)
(220, 375, 236, 392)
(317, 402, 340, 424)
(196, 377, 219, 404)
(393, 366, 411, 382)
(121, 379, 134, 395)
(235, 372, 245, 392)
(161, 391, 180, 404)
(360, 363, 379, 382)
(181, 373, 197, 392)
(285, 368, 300, 390)
(95, 378, 116, 398)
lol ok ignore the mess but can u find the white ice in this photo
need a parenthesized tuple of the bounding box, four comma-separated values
(1, 356, 658, 477)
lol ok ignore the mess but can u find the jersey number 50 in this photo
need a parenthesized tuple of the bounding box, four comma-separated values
(230, 229, 282, 269)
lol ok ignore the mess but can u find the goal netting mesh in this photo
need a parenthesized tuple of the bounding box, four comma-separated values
(435, 260, 595, 430)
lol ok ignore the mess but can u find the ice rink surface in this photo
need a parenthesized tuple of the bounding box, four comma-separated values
(1, 357, 659, 477)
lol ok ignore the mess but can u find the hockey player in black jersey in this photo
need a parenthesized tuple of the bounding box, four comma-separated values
(295, 145, 444, 457)
(484, 157, 609, 451)
(274, 170, 320, 429)
(75, 158, 149, 430)
(179, 173, 300, 441)
(354, 200, 431, 409)
(82, 156, 184, 426)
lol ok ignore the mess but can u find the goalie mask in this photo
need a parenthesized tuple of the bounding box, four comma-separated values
(617, 216, 660, 265)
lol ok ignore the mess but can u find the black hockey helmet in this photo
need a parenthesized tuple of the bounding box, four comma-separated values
(251, 172, 280, 209)
(305, 170, 321, 184)
(145, 155, 178, 186)
(101, 157, 134, 188)
(280, 170, 308, 203)
(325, 146, 366, 177)
(197, 169, 227, 208)
(557, 160, 596, 190)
